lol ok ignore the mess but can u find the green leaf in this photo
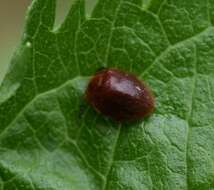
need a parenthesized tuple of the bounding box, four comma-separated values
(0, 0, 214, 189)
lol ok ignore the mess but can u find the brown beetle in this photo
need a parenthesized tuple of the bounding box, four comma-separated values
(85, 68, 155, 122)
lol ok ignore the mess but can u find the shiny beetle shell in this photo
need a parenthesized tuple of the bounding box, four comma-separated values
(85, 68, 155, 122)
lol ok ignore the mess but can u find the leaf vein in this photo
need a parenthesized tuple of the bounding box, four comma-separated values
(0, 77, 87, 139)
(140, 26, 213, 78)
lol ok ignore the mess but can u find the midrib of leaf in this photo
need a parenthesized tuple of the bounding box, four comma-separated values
(185, 44, 197, 189)
(100, 1, 123, 189)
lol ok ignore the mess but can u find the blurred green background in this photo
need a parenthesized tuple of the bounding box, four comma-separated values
(0, 0, 96, 83)
(0, 0, 29, 82)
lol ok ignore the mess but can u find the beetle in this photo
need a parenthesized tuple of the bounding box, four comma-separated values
(85, 68, 155, 122)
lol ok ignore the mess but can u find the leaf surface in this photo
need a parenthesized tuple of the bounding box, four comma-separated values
(0, 0, 214, 189)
